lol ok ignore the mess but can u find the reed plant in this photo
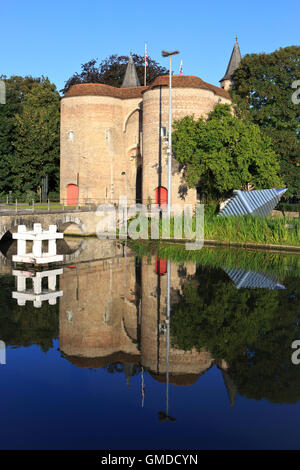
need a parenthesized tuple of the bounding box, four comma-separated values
(149, 212, 300, 246)
(129, 240, 300, 279)
(130, 208, 299, 246)
(203, 214, 299, 246)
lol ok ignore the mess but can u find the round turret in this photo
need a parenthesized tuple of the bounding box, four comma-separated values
(142, 75, 230, 206)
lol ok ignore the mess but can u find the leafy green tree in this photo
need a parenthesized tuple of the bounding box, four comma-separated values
(172, 103, 283, 200)
(0, 76, 60, 196)
(230, 46, 300, 198)
(61, 54, 168, 94)
(0, 76, 42, 195)
(12, 79, 60, 193)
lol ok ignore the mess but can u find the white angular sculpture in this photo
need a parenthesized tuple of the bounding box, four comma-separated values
(218, 188, 288, 217)
(12, 268, 63, 308)
(12, 223, 63, 264)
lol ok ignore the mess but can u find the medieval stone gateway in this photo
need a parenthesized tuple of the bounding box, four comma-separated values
(60, 41, 241, 209)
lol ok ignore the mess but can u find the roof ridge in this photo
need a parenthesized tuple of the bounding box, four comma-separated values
(144, 75, 230, 99)
(63, 82, 148, 99)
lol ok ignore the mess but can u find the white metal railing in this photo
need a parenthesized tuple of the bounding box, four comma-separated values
(0, 198, 153, 214)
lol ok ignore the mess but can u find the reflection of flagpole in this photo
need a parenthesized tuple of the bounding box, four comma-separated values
(124, 223, 127, 301)
(158, 259, 176, 423)
(166, 258, 170, 416)
(141, 366, 145, 407)
(76, 264, 79, 301)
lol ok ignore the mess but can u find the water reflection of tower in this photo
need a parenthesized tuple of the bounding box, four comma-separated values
(141, 255, 205, 378)
(57, 244, 238, 409)
(141, 255, 215, 416)
(59, 244, 140, 363)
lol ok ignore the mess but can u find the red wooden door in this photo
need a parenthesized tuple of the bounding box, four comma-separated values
(155, 186, 167, 208)
(67, 184, 78, 206)
(155, 257, 167, 275)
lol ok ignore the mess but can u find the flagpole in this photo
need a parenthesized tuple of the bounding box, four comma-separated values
(144, 41, 147, 86)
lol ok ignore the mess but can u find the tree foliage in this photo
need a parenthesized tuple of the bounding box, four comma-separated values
(230, 46, 300, 198)
(0, 275, 59, 352)
(0, 76, 60, 196)
(13, 80, 60, 192)
(61, 53, 168, 94)
(171, 266, 300, 404)
(172, 103, 283, 200)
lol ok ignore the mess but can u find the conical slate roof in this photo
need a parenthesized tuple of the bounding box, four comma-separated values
(218, 188, 288, 217)
(121, 53, 141, 88)
(221, 370, 237, 408)
(220, 37, 242, 82)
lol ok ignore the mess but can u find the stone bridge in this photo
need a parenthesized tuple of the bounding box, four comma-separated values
(0, 226, 128, 273)
(0, 209, 101, 241)
(0, 208, 130, 270)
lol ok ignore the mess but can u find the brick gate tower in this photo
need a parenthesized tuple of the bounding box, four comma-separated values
(60, 42, 240, 208)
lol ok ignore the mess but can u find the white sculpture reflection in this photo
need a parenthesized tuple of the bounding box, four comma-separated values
(0, 340, 6, 365)
(225, 268, 286, 290)
(12, 268, 63, 308)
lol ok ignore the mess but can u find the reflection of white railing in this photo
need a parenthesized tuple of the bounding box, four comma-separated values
(12, 268, 63, 308)
(12, 223, 63, 264)
(0, 340, 5, 364)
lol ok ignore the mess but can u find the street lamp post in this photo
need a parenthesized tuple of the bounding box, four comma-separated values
(121, 171, 127, 201)
(160, 54, 179, 419)
(121, 171, 127, 296)
(121, 171, 127, 233)
(162, 50, 179, 219)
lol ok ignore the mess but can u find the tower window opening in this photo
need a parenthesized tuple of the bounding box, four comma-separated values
(161, 127, 167, 138)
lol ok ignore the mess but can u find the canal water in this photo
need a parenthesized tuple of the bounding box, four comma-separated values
(0, 237, 299, 449)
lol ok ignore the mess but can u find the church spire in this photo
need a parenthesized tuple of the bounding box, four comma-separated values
(123, 362, 135, 388)
(220, 37, 242, 90)
(221, 370, 237, 408)
(121, 52, 141, 88)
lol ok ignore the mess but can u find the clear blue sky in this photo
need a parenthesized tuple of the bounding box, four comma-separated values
(1, 0, 299, 93)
